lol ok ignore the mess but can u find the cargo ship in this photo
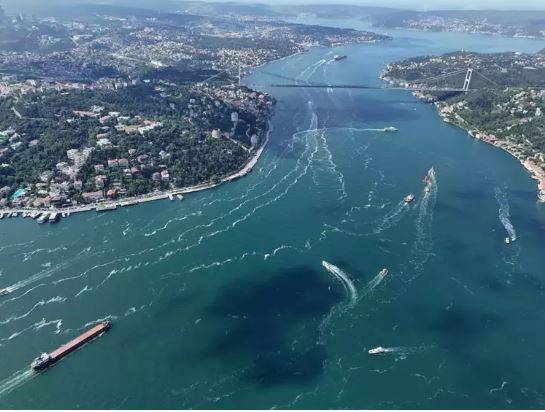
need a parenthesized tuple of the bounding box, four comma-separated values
(30, 321, 111, 371)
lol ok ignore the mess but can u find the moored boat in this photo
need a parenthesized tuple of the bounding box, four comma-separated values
(96, 204, 117, 212)
(176, 194, 184, 200)
(48, 212, 60, 223)
(37, 213, 49, 223)
(168, 194, 175, 201)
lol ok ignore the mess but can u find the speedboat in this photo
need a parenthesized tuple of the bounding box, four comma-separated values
(334, 55, 347, 61)
(379, 268, 388, 278)
(368, 347, 387, 355)
(404, 194, 415, 204)
(383, 126, 398, 132)
(0, 288, 10, 296)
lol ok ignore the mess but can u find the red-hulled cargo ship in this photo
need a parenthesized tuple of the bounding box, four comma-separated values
(30, 321, 111, 371)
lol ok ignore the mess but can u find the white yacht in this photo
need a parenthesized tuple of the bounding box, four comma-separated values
(368, 347, 387, 355)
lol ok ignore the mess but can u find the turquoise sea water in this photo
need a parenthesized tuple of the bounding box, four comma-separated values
(1, 23, 545, 408)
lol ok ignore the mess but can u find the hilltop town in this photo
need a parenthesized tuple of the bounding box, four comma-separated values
(381, 51, 545, 200)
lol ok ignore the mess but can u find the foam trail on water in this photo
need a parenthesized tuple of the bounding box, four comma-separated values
(321, 261, 357, 306)
(494, 187, 516, 242)
(360, 269, 388, 298)
(374, 200, 409, 234)
(409, 167, 438, 279)
(374, 345, 432, 356)
(0, 369, 35, 398)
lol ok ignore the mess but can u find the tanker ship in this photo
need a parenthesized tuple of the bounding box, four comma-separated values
(30, 321, 111, 371)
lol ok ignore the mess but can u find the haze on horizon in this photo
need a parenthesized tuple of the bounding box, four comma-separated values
(1, 0, 545, 11)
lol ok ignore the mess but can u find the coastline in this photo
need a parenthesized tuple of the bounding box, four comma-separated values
(380, 74, 545, 202)
(436, 104, 545, 202)
(0, 122, 272, 219)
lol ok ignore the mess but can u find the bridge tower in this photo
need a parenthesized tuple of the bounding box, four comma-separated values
(463, 68, 473, 92)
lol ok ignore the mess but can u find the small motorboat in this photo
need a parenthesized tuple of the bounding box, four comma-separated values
(168, 194, 175, 201)
(368, 347, 387, 355)
(0, 288, 10, 296)
(334, 55, 347, 61)
(176, 194, 184, 201)
(505, 237, 511, 244)
(383, 126, 398, 132)
(379, 268, 388, 278)
(404, 194, 415, 204)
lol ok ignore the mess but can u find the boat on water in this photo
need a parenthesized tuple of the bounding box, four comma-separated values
(404, 194, 415, 204)
(30, 321, 111, 371)
(383, 126, 398, 132)
(0, 288, 9, 296)
(48, 212, 60, 223)
(368, 347, 387, 355)
(96, 204, 117, 212)
(176, 194, 184, 200)
(10, 212, 18, 217)
(379, 268, 388, 278)
(0, 213, 4, 220)
(168, 194, 175, 201)
(334, 55, 347, 61)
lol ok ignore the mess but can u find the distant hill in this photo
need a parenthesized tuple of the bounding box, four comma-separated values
(372, 9, 545, 37)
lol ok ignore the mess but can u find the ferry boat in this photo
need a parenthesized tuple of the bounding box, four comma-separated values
(334, 55, 347, 61)
(0, 288, 9, 296)
(404, 194, 415, 204)
(30, 321, 111, 371)
(368, 347, 387, 355)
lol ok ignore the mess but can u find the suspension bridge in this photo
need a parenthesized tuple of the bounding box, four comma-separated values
(243, 67, 478, 93)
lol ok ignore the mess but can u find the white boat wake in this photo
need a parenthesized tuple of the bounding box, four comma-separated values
(494, 187, 516, 242)
(0, 369, 35, 399)
(321, 261, 357, 306)
(359, 268, 389, 298)
(373, 200, 410, 234)
(409, 167, 438, 280)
